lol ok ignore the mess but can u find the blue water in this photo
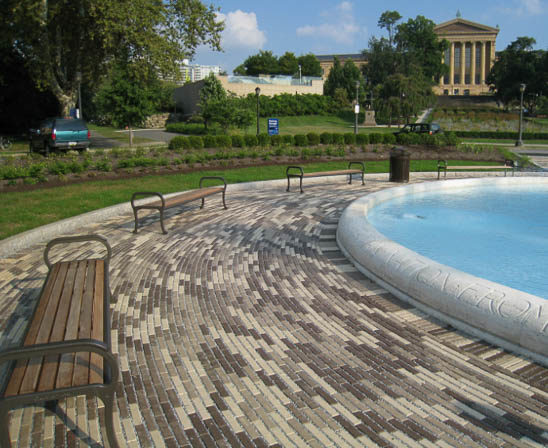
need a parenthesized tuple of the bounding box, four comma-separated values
(367, 183, 548, 299)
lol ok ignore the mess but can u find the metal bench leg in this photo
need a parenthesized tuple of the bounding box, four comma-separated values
(222, 191, 227, 209)
(102, 392, 120, 448)
(132, 209, 139, 233)
(0, 405, 10, 448)
(159, 208, 167, 234)
(299, 177, 303, 194)
(348, 174, 352, 185)
(361, 172, 365, 185)
(286, 176, 291, 192)
(200, 197, 205, 209)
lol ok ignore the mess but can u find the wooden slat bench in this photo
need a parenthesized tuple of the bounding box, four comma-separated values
(438, 159, 515, 179)
(286, 162, 365, 193)
(131, 176, 228, 234)
(0, 235, 119, 448)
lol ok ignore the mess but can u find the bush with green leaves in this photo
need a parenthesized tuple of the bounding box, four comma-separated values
(244, 134, 258, 147)
(188, 136, 204, 149)
(383, 133, 396, 145)
(332, 133, 344, 144)
(343, 133, 356, 144)
(368, 133, 383, 144)
(169, 136, 190, 150)
(215, 135, 232, 148)
(231, 135, 245, 148)
(95, 158, 112, 172)
(356, 133, 369, 145)
(270, 134, 283, 146)
(203, 135, 217, 148)
(293, 134, 308, 146)
(257, 133, 270, 147)
(320, 132, 333, 144)
(282, 135, 294, 145)
(307, 133, 320, 145)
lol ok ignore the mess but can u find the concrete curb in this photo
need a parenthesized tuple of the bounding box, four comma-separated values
(337, 175, 548, 364)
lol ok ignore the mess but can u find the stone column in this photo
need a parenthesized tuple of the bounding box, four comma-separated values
(460, 42, 466, 86)
(480, 41, 486, 85)
(450, 42, 455, 86)
(471, 42, 476, 85)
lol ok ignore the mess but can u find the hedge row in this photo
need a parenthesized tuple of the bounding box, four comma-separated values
(455, 131, 548, 140)
(168, 131, 459, 150)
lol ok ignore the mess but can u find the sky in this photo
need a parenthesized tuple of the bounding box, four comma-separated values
(193, 0, 548, 74)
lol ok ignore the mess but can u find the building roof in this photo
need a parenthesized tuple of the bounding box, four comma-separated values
(435, 18, 499, 36)
(315, 54, 368, 62)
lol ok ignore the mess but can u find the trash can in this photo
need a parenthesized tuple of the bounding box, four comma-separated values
(389, 146, 410, 183)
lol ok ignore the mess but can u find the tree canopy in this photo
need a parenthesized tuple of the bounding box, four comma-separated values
(487, 37, 548, 113)
(1, 0, 223, 115)
(235, 52, 322, 77)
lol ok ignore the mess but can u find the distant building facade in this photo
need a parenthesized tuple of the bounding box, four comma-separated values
(315, 54, 368, 79)
(179, 63, 222, 83)
(434, 18, 499, 96)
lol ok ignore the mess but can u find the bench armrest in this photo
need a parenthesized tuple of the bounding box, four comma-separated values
(131, 191, 165, 208)
(199, 176, 227, 190)
(348, 161, 365, 171)
(0, 339, 119, 384)
(44, 234, 111, 269)
(505, 159, 515, 167)
(437, 159, 447, 168)
(286, 166, 304, 176)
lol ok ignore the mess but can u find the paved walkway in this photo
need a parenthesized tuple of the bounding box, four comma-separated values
(0, 174, 547, 447)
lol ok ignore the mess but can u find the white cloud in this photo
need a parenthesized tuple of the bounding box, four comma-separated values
(217, 10, 266, 50)
(500, 0, 545, 15)
(296, 2, 364, 45)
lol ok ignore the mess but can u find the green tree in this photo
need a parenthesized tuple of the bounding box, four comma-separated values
(362, 37, 401, 87)
(202, 95, 254, 132)
(199, 73, 227, 129)
(95, 59, 157, 146)
(278, 52, 300, 76)
(487, 37, 547, 113)
(1, 0, 223, 116)
(378, 10, 402, 46)
(395, 15, 448, 80)
(297, 54, 322, 77)
(243, 50, 280, 76)
(324, 58, 364, 106)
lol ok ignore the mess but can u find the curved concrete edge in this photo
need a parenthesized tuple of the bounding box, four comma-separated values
(0, 172, 395, 258)
(337, 176, 548, 364)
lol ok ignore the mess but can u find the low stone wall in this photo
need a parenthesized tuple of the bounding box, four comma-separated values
(141, 113, 184, 129)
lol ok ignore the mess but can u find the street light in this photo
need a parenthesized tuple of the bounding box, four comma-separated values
(516, 83, 526, 147)
(75, 71, 82, 118)
(298, 64, 302, 85)
(255, 86, 261, 136)
(354, 80, 360, 135)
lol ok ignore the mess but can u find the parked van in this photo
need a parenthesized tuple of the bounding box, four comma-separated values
(29, 118, 90, 153)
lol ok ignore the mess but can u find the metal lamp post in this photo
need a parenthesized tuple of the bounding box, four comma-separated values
(75, 71, 82, 118)
(255, 86, 261, 136)
(354, 80, 360, 135)
(516, 83, 526, 147)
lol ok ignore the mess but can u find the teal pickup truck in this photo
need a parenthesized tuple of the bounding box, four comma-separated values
(29, 117, 90, 153)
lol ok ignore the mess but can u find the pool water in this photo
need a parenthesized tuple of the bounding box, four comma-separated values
(367, 183, 548, 299)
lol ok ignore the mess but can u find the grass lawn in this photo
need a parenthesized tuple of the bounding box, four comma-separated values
(1, 159, 505, 241)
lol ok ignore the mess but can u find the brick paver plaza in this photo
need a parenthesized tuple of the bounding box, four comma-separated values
(1, 174, 547, 447)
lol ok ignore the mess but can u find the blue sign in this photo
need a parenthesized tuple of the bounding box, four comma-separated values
(268, 118, 279, 135)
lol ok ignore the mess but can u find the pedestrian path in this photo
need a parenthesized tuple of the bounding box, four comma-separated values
(0, 174, 547, 447)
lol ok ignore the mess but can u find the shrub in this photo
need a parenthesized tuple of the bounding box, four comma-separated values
(166, 122, 208, 135)
(95, 158, 112, 172)
(282, 135, 294, 145)
(368, 133, 383, 144)
(215, 135, 232, 148)
(257, 133, 270, 147)
(383, 133, 396, 145)
(320, 132, 333, 144)
(356, 133, 369, 145)
(48, 161, 69, 175)
(294, 134, 308, 146)
(231, 134, 245, 148)
(332, 133, 344, 144)
(244, 134, 258, 147)
(169, 136, 190, 150)
(188, 136, 204, 149)
(203, 135, 217, 148)
(270, 134, 283, 146)
(307, 132, 320, 145)
(343, 133, 356, 144)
